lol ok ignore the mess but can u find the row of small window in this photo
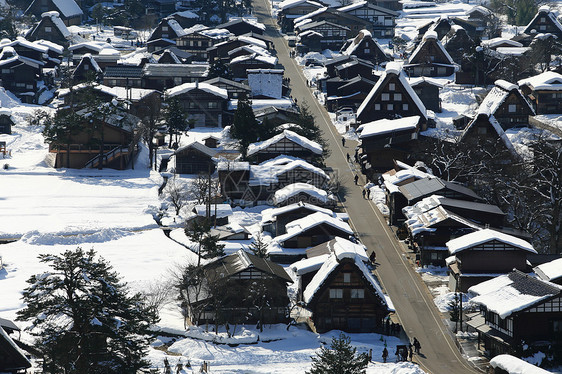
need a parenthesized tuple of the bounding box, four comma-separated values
(381, 93, 402, 101)
(177, 40, 209, 48)
(13, 83, 35, 89)
(185, 102, 220, 109)
(374, 103, 409, 111)
(329, 288, 365, 299)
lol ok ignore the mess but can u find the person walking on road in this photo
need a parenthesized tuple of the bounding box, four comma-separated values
(366, 188, 370, 200)
(346, 153, 350, 162)
(354, 174, 359, 185)
(408, 344, 413, 361)
(342, 137, 346, 147)
(382, 347, 388, 363)
(362, 189, 366, 199)
(413, 338, 421, 354)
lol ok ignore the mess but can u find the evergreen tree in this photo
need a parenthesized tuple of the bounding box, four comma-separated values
(231, 94, 260, 156)
(185, 219, 225, 267)
(0, 6, 17, 39)
(208, 59, 233, 80)
(249, 233, 269, 259)
(289, 102, 330, 160)
(16, 248, 158, 374)
(307, 333, 369, 374)
(163, 97, 187, 148)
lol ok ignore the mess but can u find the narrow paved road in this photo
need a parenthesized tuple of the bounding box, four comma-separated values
(252, 3, 479, 374)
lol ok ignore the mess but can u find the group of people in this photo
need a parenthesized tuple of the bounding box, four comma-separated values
(381, 338, 421, 363)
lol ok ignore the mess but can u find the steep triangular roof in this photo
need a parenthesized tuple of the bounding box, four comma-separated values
(477, 79, 535, 116)
(523, 5, 562, 36)
(408, 30, 455, 65)
(459, 113, 519, 158)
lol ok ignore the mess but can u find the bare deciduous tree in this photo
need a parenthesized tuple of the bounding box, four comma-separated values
(164, 175, 188, 215)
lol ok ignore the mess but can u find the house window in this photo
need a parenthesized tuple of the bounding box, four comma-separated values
(188, 102, 197, 109)
(162, 33, 168, 38)
(45, 26, 52, 32)
(162, 26, 169, 31)
(1, 69, 10, 74)
(26, 84, 34, 89)
(388, 83, 395, 91)
(540, 17, 546, 22)
(540, 25, 546, 31)
(477, 127, 487, 135)
(364, 48, 370, 54)
(402, 103, 409, 111)
(508, 104, 517, 113)
(430, 55, 435, 61)
(329, 289, 343, 298)
(351, 289, 365, 298)
(374, 103, 380, 110)
(83, 64, 89, 70)
(381, 93, 390, 101)
(387, 103, 393, 110)
(208, 101, 218, 109)
(394, 93, 402, 101)
(430, 252, 439, 260)
(343, 273, 351, 283)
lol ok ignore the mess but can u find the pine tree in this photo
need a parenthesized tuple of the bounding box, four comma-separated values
(249, 233, 269, 259)
(16, 248, 158, 374)
(185, 219, 225, 266)
(163, 97, 187, 148)
(231, 94, 259, 156)
(208, 59, 233, 80)
(307, 333, 369, 374)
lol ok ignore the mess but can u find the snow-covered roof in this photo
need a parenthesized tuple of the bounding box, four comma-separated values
(461, 114, 518, 157)
(359, 116, 419, 139)
(496, 47, 530, 56)
(199, 28, 232, 39)
(247, 129, 322, 156)
(466, 5, 491, 17)
(468, 271, 562, 319)
(0, 325, 32, 368)
(167, 18, 187, 37)
(249, 156, 328, 186)
(273, 182, 333, 205)
(357, 62, 427, 120)
(174, 10, 199, 18)
(220, 17, 266, 31)
(382, 162, 433, 193)
(279, 0, 324, 11)
(524, 5, 562, 35)
(290, 254, 329, 275)
(308, 236, 369, 262)
(228, 98, 293, 110)
(490, 354, 552, 374)
(446, 228, 536, 254)
(518, 71, 562, 91)
(174, 141, 218, 158)
(341, 29, 382, 57)
(409, 30, 455, 65)
(52, 0, 83, 17)
(276, 212, 352, 245)
(41, 11, 71, 38)
(35, 39, 64, 54)
(217, 160, 250, 171)
(228, 44, 270, 57)
(408, 76, 444, 88)
(7, 37, 48, 53)
(69, 41, 110, 53)
(194, 204, 233, 218)
(79, 53, 102, 73)
(302, 249, 386, 304)
(294, 7, 328, 25)
(481, 38, 522, 49)
(230, 53, 277, 66)
(166, 82, 228, 99)
(237, 35, 267, 49)
(534, 258, 562, 283)
(404, 205, 481, 236)
(261, 201, 334, 224)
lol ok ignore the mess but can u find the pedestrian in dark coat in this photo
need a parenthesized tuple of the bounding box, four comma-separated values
(382, 347, 388, 363)
(362, 189, 366, 199)
(400, 348, 408, 362)
(346, 153, 350, 162)
(366, 189, 370, 199)
(369, 251, 376, 265)
(413, 338, 421, 354)
(408, 344, 413, 361)
(342, 138, 346, 147)
(354, 174, 359, 184)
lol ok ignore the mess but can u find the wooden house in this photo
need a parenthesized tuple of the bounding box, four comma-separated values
(301, 249, 389, 333)
(337, 1, 398, 38)
(217, 160, 252, 203)
(246, 129, 323, 163)
(358, 116, 421, 172)
(69, 42, 109, 65)
(405, 31, 457, 77)
(185, 249, 292, 325)
(262, 202, 336, 237)
(207, 36, 269, 61)
(357, 62, 427, 125)
(340, 29, 389, 63)
(481, 38, 523, 51)
(293, 7, 372, 36)
(334, 58, 376, 80)
(273, 182, 337, 208)
(25, 11, 71, 47)
(170, 142, 217, 174)
(146, 38, 176, 53)
(72, 54, 103, 84)
(247, 68, 284, 99)
(3, 38, 47, 66)
(476, 80, 535, 129)
(467, 270, 562, 358)
(0, 110, 14, 134)
(202, 77, 251, 99)
(446, 229, 536, 292)
(165, 82, 228, 127)
(230, 54, 277, 79)
(394, 177, 483, 224)
(442, 25, 474, 64)
(141, 63, 208, 91)
(253, 106, 300, 126)
(239, 32, 274, 50)
(146, 0, 176, 18)
(409, 77, 442, 112)
(534, 258, 562, 286)
(296, 21, 351, 51)
(192, 204, 233, 226)
(35, 39, 64, 68)
(277, 0, 327, 32)
(169, 10, 200, 28)
(147, 18, 187, 52)
(523, 5, 562, 39)
(216, 18, 266, 36)
(274, 211, 353, 249)
(156, 50, 182, 64)
(417, 17, 454, 40)
(0, 47, 43, 102)
(103, 65, 144, 88)
(154, 46, 194, 64)
(47, 109, 137, 169)
(326, 75, 377, 112)
(0, 323, 32, 374)
(458, 113, 519, 160)
(25, 0, 83, 26)
(176, 28, 232, 61)
(518, 71, 562, 114)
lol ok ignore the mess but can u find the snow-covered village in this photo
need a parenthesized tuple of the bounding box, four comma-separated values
(1, 0, 562, 372)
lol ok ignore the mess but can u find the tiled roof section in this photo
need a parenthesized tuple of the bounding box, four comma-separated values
(104, 65, 143, 78)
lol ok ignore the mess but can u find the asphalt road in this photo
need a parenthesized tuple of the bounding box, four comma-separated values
(252, 2, 479, 373)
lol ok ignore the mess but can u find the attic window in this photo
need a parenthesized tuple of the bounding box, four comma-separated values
(329, 289, 343, 298)
(84, 64, 89, 70)
(540, 17, 546, 22)
(477, 127, 487, 135)
(162, 26, 169, 31)
(508, 104, 516, 113)
(343, 273, 351, 283)
(388, 83, 395, 91)
(45, 26, 52, 32)
(382, 93, 390, 101)
(351, 289, 365, 298)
